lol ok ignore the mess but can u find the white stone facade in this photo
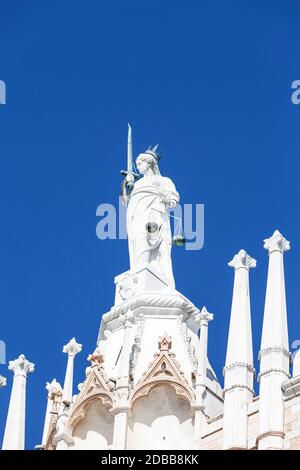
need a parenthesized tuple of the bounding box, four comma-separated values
(2, 226, 300, 450)
(32, 231, 299, 450)
(1, 128, 299, 451)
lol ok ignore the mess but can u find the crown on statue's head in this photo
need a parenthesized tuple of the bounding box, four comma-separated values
(145, 144, 161, 161)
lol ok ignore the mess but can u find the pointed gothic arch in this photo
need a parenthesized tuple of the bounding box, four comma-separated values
(130, 334, 195, 408)
(66, 355, 114, 436)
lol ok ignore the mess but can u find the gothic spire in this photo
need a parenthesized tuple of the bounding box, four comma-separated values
(223, 249, 256, 450)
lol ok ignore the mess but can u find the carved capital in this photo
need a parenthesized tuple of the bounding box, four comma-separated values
(46, 379, 63, 401)
(8, 354, 35, 377)
(264, 230, 290, 254)
(195, 306, 214, 326)
(0, 375, 6, 387)
(63, 337, 82, 357)
(228, 249, 256, 271)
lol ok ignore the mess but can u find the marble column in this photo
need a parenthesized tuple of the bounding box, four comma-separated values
(193, 307, 213, 449)
(258, 230, 290, 450)
(62, 337, 82, 403)
(223, 249, 256, 450)
(2, 354, 34, 450)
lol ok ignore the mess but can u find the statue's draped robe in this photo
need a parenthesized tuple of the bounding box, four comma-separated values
(127, 174, 179, 288)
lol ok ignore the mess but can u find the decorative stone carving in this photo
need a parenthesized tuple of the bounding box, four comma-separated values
(80, 354, 113, 402)
(258, 346, 291, 359)
(66, 393, 113, 438)
(158, 333, 172, 351)
(228, 249, 257, 271)
(102, 293, 199, 324)
(46, 380, 63, 416)
(63, 338, 82, 357)
(55, 402, 70, 436)
(195, 306, 214, 327)
(119, 309, 136, 328)
(98, 330, 112, 355)
(87, 349, 105, 367)
(223, 362, 255, 375)
(129, 314, 145, 377)
(130, 334, 195, 407)
(8, 354, 35, 377)
(176, 315, 197, 370)
(118, 273, 138, 300)
(258, 368, 291, 381)
(64, 354, 114, 436)
(114, 383, 131, 408)
(46, 379, 63, 402)
(263, 230, 290, 254)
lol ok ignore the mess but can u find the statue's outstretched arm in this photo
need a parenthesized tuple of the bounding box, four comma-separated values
(159, 177, 180, 208)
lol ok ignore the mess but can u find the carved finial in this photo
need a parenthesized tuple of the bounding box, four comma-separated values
(8, 354, 35, 377)
(0, 375, 7, 387)
(228, 249, 257, 270)
(46, 379, 63, 401)
(264, 230, 290, 254)
(195, 306, 214, 326)
(158, 334, 172, 352)
(62, 337, 82, 357)
(87, 348, 105, 367)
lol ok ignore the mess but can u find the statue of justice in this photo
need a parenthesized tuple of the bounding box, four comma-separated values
(120, 125, 183, 288)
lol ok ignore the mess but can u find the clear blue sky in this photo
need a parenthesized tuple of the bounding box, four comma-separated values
(0, 0, 300, 449)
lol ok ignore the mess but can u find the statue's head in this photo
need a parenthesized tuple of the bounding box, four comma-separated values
(136, 145, 160, 175)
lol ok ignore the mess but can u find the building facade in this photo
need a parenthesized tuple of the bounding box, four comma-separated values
(1, 133, 300, 450)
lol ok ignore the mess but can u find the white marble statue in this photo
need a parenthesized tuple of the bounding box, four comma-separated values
(124, 138, 179, 288)
(55, 402, 69, 436)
